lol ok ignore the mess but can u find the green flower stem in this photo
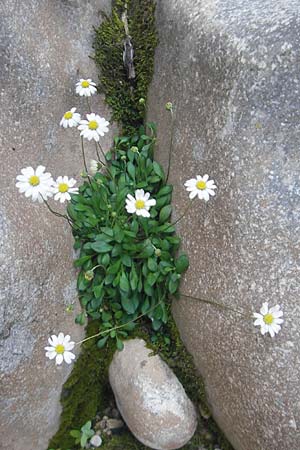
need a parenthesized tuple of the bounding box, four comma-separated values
(94, 142, 106, 166)
(81, 137, 89, 176)
(75, 301, 162, 346)
(96, 142, 115, 181)
(179, 292, 251, 319)
(97, 141, 108, 164)
(86, 97, 92, 114)
(42, 199, 75, 228)
(166, 108, 175, 183)
(170, 197, 196, 228)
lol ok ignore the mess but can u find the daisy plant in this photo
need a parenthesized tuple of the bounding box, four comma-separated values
(16, 79, 284, 371)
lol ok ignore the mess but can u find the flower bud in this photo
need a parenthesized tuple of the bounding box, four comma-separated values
(121, 155, 127, 161)
(90, 159, 98, 175)
(139, 97, 145, 105)
(84, 270, 94, 281)
(130, 146, 139, 153)
(165, 102, 173, 111)
(154, 248, 161, 257)
(111, 211, 117, 218)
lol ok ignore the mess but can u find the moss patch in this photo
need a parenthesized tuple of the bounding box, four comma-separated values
(48, 313, 233, 450)
(93, 0, 158, 134)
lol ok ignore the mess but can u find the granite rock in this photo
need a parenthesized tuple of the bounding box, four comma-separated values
(147, 1, 300, 449)
(109, 339, 197, 450)
(0, 1, 114, 449)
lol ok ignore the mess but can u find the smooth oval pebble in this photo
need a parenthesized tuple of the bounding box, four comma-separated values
(109, 338, 197, 450)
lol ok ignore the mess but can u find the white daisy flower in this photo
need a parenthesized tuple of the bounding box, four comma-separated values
(45, 332, 75, 365)
(253, 302, 284, 338)
(52, 176, 79, 203)
(90, 159, 99, 175)
(75, 78, 97, 97)
(184, 174, 217, 201)
(78, 113, 109, 142)
(16, 166, 53, 202)
(125, 189, 156, 218)
(60, 107, 81, 128)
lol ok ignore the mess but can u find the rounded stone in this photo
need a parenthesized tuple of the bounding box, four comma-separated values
(109, 338, 197, 450)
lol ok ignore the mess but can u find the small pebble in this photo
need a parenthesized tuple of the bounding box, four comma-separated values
(111, 408, 121, 419)
(106, 418, 124, 430)
(90, 434, 102, 447)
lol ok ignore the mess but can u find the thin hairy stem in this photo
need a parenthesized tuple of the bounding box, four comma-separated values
(81, 137, 89, 176)
(94, 142, 106, 166)
(86, 97, 92, 114)
(170, 197, 196, 228)
(75, 301, 162, 346)
(179, 292, 251, 318)
(97, 141, 108, 163)
(42, 199, 74, 228)
(166, 109, 175, 183)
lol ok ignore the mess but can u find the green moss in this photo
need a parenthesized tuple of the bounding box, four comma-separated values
(48, 321, 115, 450)
(48, 314, 233, 450)
(93, 0, 158, 134)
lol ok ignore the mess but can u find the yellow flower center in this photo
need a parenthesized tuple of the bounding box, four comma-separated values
(58, 183, 69, 193)
(135, 199, 145, 209)
(29, 175, 40, 186)
(196, 180, 207, 190)
(81, 80, 90, 88)
(88, 120, 98, 130)
(263, 313, 274, 325)
(64, 111, 73, 119)
(55, 344, 65, 354)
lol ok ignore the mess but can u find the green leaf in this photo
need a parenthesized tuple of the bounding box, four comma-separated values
(127, 161, 136, 179)
(168, 277, 179, 294)
(147, 258, 158, 272)
(141, 297, 150, 314)
(73, 255, 91, 268)
(80, 434, 88, 448)
(130, 265, 139, 290)
(147, 272, 158, 286)
(116, 337, 124, 351)
(101, 227, 114, 237)
(75, 313, 86, 326)
(152, 319, 162, 331)
(107, 260, 121, 275)
(97, 335, 109, 348)
(121, 254, 132, 267)
(90, 241, 113, 253)
(121, 296, 136, 314)
(81, 421, 92, 432)
(157, 185, 173, 197)
(159, 205, 172, 223)
(70, 430, 81, 438)
(101, 253, 110, 266)
(114, 225, 125, 243)
(114, 310, 123, 319)
(102, 311, 112, 322)
(93, 284, 103, 299)
(153, 161, 165, 180)
(120, 272, 130, 292)
(175, 254, 189, 274)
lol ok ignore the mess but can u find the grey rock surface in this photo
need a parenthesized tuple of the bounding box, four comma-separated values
(0, 1, 114, 449)
(109, 339, 197, 450)
(148, 1, 300, 449)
